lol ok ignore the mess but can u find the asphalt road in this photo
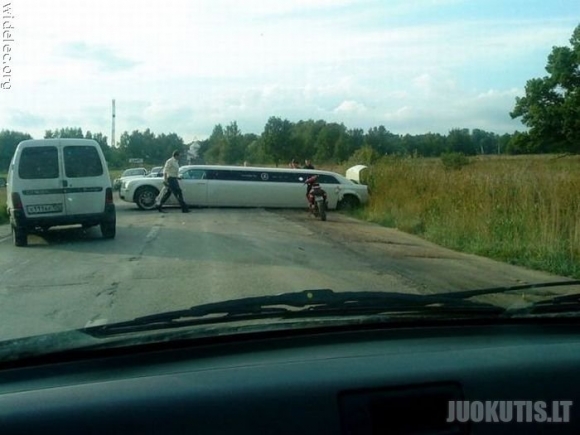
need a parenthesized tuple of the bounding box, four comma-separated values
(0, 200, 572, 341)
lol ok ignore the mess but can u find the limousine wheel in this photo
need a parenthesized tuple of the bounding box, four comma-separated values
(135, 186, 159, 211)
(12, 225, 27, 247)
(338, 195, 360, 211)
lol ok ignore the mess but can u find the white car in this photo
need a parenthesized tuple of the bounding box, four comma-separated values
(113, 167, 148, 191)
(119, 165, 369, 211)
(146, 166, 164, 178)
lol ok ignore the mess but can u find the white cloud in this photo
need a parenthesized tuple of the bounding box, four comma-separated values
(334, 100, 368, 115)
(1, 1, 577, 141)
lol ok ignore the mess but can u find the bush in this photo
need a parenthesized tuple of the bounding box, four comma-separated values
(441, 152, 470, 170)
(0, 189, 7, 225)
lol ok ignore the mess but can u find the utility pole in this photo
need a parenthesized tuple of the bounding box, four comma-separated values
(111, 99, 116, 148)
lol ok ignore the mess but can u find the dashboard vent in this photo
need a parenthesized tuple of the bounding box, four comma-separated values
(339, 382, 468, 435)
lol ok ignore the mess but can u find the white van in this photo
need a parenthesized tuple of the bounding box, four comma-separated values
(6, 139, 116, 246)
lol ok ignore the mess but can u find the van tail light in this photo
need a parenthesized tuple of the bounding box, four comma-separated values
(105, 187, 114, 204)
(11, 192, 23, 210)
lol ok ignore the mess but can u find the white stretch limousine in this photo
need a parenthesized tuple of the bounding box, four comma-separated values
(119, 165, 369, 211)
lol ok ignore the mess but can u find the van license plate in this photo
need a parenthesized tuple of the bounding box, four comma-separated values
(27, 204, 64, 214)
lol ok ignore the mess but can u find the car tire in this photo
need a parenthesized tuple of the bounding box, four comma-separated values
(12, 225, 27, 247)
(135, 186, 159, 211)
(338, 195, 360, 211)
(100, 220, 116, 239)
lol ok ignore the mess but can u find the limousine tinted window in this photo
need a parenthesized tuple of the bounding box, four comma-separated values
(181, 169, 206, 180)
(202, 168, 340, 184)
(264, 172, 301, 183)
(316, 174, 339, 184)
(18, 146, 59, 179)
(206, 170, 294, 182)
(207, 170, 246, 181)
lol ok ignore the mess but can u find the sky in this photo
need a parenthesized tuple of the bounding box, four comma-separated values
(1, 0, 579, 144)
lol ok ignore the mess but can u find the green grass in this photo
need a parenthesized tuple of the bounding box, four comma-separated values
(0, 188, 7, 225)
(356, 154, 580, 278)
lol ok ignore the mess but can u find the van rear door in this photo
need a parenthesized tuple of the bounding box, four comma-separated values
(17, 144, 66, 219)
(61, 142, 108, 216)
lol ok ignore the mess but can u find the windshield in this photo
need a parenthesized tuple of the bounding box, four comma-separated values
(122, 168, 146, 177)
(1, 1, 580, 356)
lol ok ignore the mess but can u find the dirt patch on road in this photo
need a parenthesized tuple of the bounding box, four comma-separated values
(273, 210, 573, 299)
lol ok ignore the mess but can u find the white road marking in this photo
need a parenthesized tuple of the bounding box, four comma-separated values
(145, 225, 161, 242)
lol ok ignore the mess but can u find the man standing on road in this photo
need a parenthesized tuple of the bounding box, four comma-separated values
(157, 150, 190, 213)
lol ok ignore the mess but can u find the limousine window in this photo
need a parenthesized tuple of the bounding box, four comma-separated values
(18, 146, 59, 179)
(64, 146, 104, 178)
(207, 170, 239, 181)
(316, 174, 340, 184)
(206, 170, 265, 182)
(263, 172, 298, 183)
(239, 171, 261, 181)
(181, 169, 206, 180)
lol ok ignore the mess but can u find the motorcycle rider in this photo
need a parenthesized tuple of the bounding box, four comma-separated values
(304, 175, 326, 211)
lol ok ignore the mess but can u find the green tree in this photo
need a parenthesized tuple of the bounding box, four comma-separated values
(261, 117, 294, 166)
(118, 129, 156, 162)
(446, 128, 476, 155)
(471, 129, 499, 155)
(0, 130, 32, 171)
(202, 124, 225, 164)
(291, 119, 327, 161)
(314, 122, 345, 162)
(44, 127, 84, 138)
(221, 121, 244, 164)
(347, 145, 380, 166)
(511, 23, 580, 152)
(506, 131, 534, 154)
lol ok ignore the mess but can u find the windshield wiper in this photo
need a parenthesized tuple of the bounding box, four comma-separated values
(438, 280, 580, 317)
(86, 289, 505, 336)
(85, 280, 580, 336)
(503, 293, 580, 317)
(438, 279, 580, 300)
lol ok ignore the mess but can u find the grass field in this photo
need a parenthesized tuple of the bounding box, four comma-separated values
(0, 187, 6, 225)
(354, 154, 580, 279)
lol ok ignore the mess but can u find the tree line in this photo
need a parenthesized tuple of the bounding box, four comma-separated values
(0, 124, 528, 172)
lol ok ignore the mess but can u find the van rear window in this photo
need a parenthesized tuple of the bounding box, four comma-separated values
(19, 147, 59, 179)
(64, 146, 103, 177)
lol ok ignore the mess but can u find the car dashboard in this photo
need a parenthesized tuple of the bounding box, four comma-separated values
(0, 320, 579, 434)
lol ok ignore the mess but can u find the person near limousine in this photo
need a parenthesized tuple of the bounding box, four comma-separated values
(303, 159, 315, 170)
(157, 150, 190, 213)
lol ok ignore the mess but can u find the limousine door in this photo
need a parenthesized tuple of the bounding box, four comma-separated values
(179, 169, 208, 206)
(205, 169, 263, 207)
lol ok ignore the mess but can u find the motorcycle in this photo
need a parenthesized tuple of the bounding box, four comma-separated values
(303, 175, 328, 221)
